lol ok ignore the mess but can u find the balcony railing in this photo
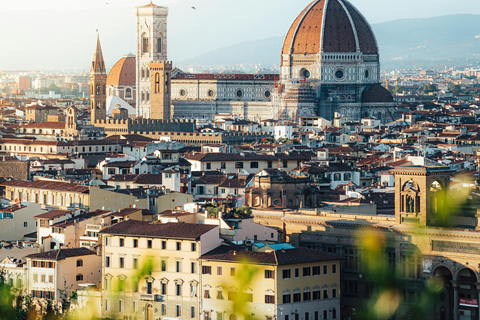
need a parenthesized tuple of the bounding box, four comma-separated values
(140, 293, 154, 301)
(85, 224, 102, 231)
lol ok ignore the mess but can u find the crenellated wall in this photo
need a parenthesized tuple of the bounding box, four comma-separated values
(103, 130, 271, 145)
(95, 118, 196, 134)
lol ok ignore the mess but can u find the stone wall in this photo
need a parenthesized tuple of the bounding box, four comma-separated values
(0, 161, 29, 180)
(124, 131, 271, 145)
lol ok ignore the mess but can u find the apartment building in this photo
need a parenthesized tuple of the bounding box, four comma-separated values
(35, 209, 111, 250)
(0, 180, 148, 212)
(0, 203, 46, 241)
(99, 220, 222, 320)
(199, 244, 341, 320)
(24, 248, 101, 301)
(186, 152, 313, 174)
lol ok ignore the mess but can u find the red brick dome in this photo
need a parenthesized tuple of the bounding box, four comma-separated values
(107, 54, 136, 87)
(362, 84, 394, 103)
(282, 0, 378, 55)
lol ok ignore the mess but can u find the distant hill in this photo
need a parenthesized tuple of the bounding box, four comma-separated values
(179, 37, 284, 68)
(178, 14, 480, 70)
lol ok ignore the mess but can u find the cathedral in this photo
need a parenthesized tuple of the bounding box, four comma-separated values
(101, 0, 396, 124)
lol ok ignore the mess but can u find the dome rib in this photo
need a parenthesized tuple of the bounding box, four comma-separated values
(337, 0, 360, 52)
(282, 0, 323, 55)
(322, 0, 356, 52)
(342, 1, 378, 54)
(281, 0, 378, 56)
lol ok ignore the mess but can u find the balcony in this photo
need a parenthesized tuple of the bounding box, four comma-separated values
(80, 236, 98, 242)
(85, 224, 102, 231)
(139, 293, 164, 302)
(140, 293, 154, 301)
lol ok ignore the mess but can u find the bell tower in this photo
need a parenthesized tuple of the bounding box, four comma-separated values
(392, 166, 452, 226)
(65, 106, 78, 137)
(135, 2, 169, 119)
(90, 32, 107, 124)
(150, 61, 172, 120)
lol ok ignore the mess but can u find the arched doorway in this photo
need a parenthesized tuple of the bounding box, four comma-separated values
(146, 304, 153, 320)
(457, 268, 478, 320)
(433, 266, 453, 320)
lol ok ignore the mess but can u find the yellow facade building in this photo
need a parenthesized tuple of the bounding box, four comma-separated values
(199, 244, 341, 320)
(99, 220, 222, 320)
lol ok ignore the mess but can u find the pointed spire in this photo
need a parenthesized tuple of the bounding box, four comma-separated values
(91, 31, 106, 73)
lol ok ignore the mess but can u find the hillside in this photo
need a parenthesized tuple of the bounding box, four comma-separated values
(178, 14, 480, 70)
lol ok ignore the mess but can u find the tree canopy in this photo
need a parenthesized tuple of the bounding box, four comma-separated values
(448, 84, 462, 95)
(422, 84, 437, 94)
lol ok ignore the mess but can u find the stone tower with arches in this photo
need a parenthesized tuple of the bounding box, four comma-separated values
(392, 166, 453, 226)
(135, 2, 168, 119)
(90, 33, 107, 124)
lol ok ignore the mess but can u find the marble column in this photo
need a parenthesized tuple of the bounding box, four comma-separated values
(452, 280, 458, 320)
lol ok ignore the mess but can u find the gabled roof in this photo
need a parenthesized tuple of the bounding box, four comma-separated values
(34, 209, 71, 220)
(218, 174, 254, 189)
(25, 248, 96, 261)
(22, 122, 66, 130)
(99, 220, 217, 240)
(103, 161, 138, 168)
(0, 180, 89, 193)
(200, 246, 341, 265)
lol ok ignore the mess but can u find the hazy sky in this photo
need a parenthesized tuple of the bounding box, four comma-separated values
(1, 0, 480, 70)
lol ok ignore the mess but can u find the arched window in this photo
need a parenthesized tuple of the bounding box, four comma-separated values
(146, 68, 150, 79)
(142, 33, 149, 54)
(155, 73, 160, 94)
(146, 91, 150, 102)
(141, 68, 145, 80)
(125, 88, 132, 99)
(157, 38, 162, 53)
(141, 92, 145, 102)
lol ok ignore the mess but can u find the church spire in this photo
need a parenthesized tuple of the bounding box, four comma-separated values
(90, 31, 107, 124)
(91, 31, 106, 73)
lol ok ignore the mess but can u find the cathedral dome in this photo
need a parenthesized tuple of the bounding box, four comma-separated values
(107, 54, 136, 87)
(361, 84, 394, 103)
(282, 0, 378, 56)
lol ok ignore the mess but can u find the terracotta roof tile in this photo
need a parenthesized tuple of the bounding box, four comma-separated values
(25, 248, 96, 261)
(200, 245, 341, 265)
(0, 180, 89, 193)
(34, 209, 71, 220)
(22, 122, 65, 130)
(99, 220, 217, 240)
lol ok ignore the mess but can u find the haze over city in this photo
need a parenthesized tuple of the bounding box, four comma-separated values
(2, 0, 480, 70)
(3, 1, 480, 320)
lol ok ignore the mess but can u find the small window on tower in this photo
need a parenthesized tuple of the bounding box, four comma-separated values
(155, 73, 160, 94)
(157, 38, 162, 53)
(96, 85, 100, 95)
(142, 34, 149, 54)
